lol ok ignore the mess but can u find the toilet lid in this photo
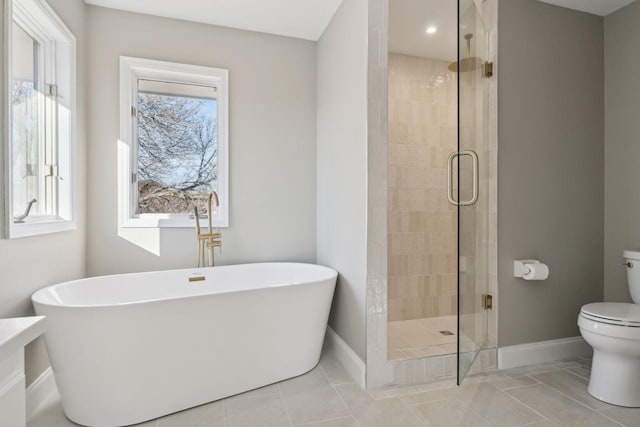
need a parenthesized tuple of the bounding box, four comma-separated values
(623, 250, 640, 260)
(581, 303, 640, 327)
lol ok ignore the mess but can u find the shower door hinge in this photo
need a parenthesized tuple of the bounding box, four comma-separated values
(483, 61, 494, 78)
(131, 106, 137, 118)
(482, 294, 493, 310)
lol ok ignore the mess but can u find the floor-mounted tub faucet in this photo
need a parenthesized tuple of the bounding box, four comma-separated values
(194, 192, 222, 267)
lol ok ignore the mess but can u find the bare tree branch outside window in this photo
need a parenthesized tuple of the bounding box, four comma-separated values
(137, 90, 217, 215)
(12, 80, 40, 216)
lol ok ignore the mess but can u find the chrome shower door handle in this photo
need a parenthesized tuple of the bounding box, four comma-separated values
(447, 150, 479, 206)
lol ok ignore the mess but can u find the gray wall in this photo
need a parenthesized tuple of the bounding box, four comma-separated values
(0, 0, 87, 385)
(604, 1, 640, 303)
(498, 0, 604, 346)
(86, 6, 317, 276)
(317, 0, 368, 360)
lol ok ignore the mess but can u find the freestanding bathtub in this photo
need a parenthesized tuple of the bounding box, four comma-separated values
(32, 262, 337, 427)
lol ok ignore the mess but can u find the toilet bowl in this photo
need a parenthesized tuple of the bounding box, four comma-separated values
(578, 250, 640, 407)
(578, 303, 640, 407)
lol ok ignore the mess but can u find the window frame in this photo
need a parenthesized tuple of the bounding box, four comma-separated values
(3, 0, 77, 239)
(119, 56, 229, 228)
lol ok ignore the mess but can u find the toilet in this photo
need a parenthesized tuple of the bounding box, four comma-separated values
(578, 250, 640, 407)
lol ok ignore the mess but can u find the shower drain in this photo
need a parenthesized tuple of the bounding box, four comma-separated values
(439, 330, 455, 336)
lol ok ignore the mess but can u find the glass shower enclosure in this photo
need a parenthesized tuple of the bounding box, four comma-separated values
(385, 0, 495, 386)
(455, 0, 494, 384)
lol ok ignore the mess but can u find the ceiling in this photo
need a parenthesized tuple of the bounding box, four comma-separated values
(536, 0, 636, 16)
(388, 0, 637, 61)
(389, 0, 457, 61)
(83, 0, 343, 41)
(83, 0, 636, 47)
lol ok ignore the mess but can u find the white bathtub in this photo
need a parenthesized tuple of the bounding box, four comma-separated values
(32, 262, 337, 427)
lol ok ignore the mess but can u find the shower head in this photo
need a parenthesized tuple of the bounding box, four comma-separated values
(448, 56, 483, 73)
(448, 33, 482, 73)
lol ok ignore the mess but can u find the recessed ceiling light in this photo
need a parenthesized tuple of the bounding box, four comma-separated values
(426, 26, 437, 34)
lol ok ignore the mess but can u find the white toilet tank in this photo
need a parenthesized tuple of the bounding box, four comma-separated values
(624, 251, 640, 303)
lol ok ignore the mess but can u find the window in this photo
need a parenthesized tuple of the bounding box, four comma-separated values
(119, 57, 229, 228)
(5, 0, 76, 238)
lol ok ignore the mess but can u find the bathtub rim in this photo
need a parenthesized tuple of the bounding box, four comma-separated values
(31, 262, 338, 310)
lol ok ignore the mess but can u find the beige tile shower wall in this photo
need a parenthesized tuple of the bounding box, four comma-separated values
(387, 54, 457, 321)
(366, 0, 498, 390)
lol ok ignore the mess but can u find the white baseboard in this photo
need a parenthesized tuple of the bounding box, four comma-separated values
(498, 336, 591, 370)
(323, 327, 366, 388)
(26, 367, 57, 420)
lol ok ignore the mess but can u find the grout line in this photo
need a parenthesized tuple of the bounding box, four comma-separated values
(515, 420, 553, 427)
(573, 372, 591, 381)
(294, 415, 357, 426)
(277, 383, 296, 427)
(495, 375, 542, 391)
(499, 384, 541, 391)
(404, 399, 454, 407)
(403, 399, 430, 427)
(535, 371, 622, 424)
(321, 368, 361, 427)
(318, 363, 357, 387)
(558, 368, 591, 381)
(498, 385, 550, 424)
(281, 399, 296, 427)
(221, 391, 235, 427)
(507, 381, 625, 426)
(532, 371, 615, 413)
(597, 411, 627, 427)
(401, 397, 430, 427)
(222, 399, 226, 427)
(594, 402, 624, 414)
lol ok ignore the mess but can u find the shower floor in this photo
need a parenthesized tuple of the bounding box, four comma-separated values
(387, 315, 457, 360)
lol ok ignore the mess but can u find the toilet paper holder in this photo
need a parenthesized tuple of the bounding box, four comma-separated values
(514, 259, 543, 278)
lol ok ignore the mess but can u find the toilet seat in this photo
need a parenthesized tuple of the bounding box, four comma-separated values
(581, 302, 640, 327)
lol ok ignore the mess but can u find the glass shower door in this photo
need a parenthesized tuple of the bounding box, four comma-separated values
(455, 0, 493, 385)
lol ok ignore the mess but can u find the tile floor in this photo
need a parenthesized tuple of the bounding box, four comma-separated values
(387, 315, 457, 360)
(28, 354, 640, 427)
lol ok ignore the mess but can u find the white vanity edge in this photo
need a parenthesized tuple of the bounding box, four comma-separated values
(0, 316, 47, 363)
(0, 316, 47, 427)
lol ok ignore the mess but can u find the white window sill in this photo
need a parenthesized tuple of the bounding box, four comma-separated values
(9, 218, 76, 239)
(120, 215, 228, 229)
